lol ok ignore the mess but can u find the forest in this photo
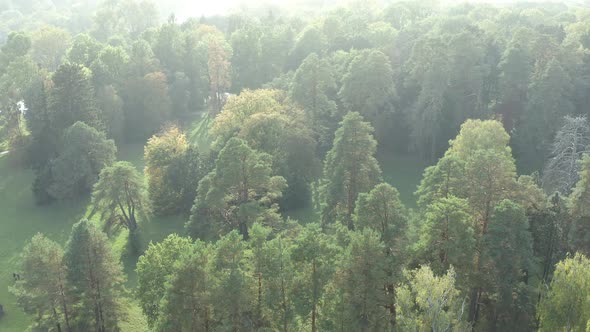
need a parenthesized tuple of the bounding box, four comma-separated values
(1, 0, 590, 331)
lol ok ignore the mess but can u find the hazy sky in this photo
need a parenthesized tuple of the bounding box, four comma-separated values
(166, 0, 567, 19)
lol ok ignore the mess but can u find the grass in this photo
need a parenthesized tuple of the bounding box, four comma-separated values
(0, 114, 429, 330)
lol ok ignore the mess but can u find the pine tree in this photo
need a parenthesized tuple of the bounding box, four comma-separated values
(291, 223, 340, 332)
(186, 137, 286, 240)
(10, 233, 72, 332)
(156, 240, 214, 332)
(322, 112, 381, 229)
(64, 220, 125, 331)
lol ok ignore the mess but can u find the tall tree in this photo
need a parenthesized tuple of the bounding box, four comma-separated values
(156, 240, 214, 332)
(543, 116, 590, 195)
(568, 154, 590, 255)
(91, 161, 149, 242)
(211, 231, 255, 330)
(10, 234, 72, 332)
(291, 223, 340, 332)
(186, 137, 286, 240)
(327, 229, 390, 331)
(136, 234, 193, 328)
(537, 253, 590, 332)
(64, 220, 125, 332)
(338, 49, 396, 141)
(482, 200, 535, 330)
(291, 53, 338, 154)
(322, 112, 381, 229)
(48, 63, 101, 133)
(144, 126, 210, 216)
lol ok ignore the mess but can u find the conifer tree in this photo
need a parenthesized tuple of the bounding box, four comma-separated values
(322, 112, 381, 229)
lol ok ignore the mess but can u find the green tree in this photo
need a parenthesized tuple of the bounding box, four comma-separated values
(291, 223, 340, 332)
(31, 26, 72, 71)
(186, 137, 286, 240)
(538, 253, 590, 332)
(145, 126, 210, 216)
(64, 219, 125, 331)
(211, 231, 255, 330)
(415, 195, 475, 285)
(48, 63, 102, 134)
(327, 229, 390, 331)
(122, 71, 172, 140)
(396, 265, 469, 331)
(156, 240, 214, 332)
(10, 234, 72, 332)
(482, 200, 535, 329)
(322, 112, 382, 229)
(45, 122, 116, 200)
(248, 223, 295, 331)
(136, 234, 193, 328)
(338, 49, 396, 141)
(91, 161, 148, 242)
(291, 53, 338, 154)
(569, 154, 590, 255)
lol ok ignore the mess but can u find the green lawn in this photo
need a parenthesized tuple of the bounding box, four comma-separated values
(0, 115, 429, 330)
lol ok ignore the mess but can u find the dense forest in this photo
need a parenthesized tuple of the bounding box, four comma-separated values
(2, 0, 590, 331)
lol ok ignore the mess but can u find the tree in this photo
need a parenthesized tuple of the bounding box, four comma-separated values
(288, 26, 328, 70)
(291, 53, 338, 154)
(543, 116, 590, 195)
(568, 154, 590, 255)
(496, 43, 531, 132)
(211, 89, 320, 209)
(322, 112, 382, 229)
(48, 63, 102, 134)
(353, 182, 408, 320)
(67, 33, 103, 67)
(186, 137, 286, 240)
(156, 240, 214, 332)
(64, 219, 125, 331)
(396, 265, 469, 332)
(415, 119, 522, 323)
(44, 122, 116, 200)
(338, 49, 396, 141)
(481, 200, 535, 329)
(211, 231, 256, 330)
(145, 126, 210, 216)
(31, 26, 72, 71)
(206, 35, 231, 114)
(327, 229, 390, 331)
(248, 223, 295, 331)
(538, 253, 590, 332)
(122, 71, 172, 140)
(415, 195, 475, 284)
(91, 161, 148, 241)
(135, 234, 193, 328)
(10, 234, 72, 332)
(291, 223, 340, 332)
(515, 58, 573, 172)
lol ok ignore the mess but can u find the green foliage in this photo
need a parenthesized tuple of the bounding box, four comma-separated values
(64, 220, 125, 331)
(482, 200, 535, 329)
(45, 121, 116, 201)
(396, 265, 469, 332)
(322, 112, 381, 228)
(9, 233, 71, 331)
(538, 253, 590, 332)
(339, 49, 395, 141)
(186, 137, 286, 240)
(136, 234, 193, 328)
(92, 161, 148, 239)
(144, 126, 210, 216)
